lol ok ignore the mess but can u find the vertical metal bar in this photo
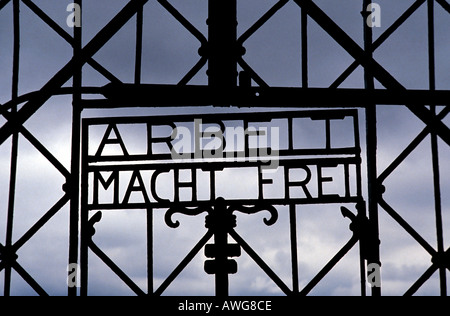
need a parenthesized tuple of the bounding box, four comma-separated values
(427, 0, 446, 296)
(68, 0, 82, 296)
(289, 204, 299, 293)
(4, 0, 20, 297)
(135, 5, 143, 84)
(301, 9, 308, 88)
(213, 200, 229, 297)
(363, 0, 381, 296)
(208, 0, 237, 90)
(147, 207, 153, 295)
(80, 120, 89, 296)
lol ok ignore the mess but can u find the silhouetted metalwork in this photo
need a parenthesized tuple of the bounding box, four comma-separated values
(80, 109, 364, 295)
(0, 0, 449, 296)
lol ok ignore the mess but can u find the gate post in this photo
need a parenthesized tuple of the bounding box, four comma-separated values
(208, 0, 238, 91)
(204, 198, 241, 297)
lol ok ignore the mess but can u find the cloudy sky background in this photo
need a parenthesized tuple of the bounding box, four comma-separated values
(0, 0, 449, 295)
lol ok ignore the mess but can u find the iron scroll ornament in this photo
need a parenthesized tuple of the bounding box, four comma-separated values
(164, 197, 279, 229)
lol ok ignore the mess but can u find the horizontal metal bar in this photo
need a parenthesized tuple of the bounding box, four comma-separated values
(86, 156, 360, 171)
(87, 197, 362, 212)
(93, 84, 450, 108)
(83, 108, 358, 124)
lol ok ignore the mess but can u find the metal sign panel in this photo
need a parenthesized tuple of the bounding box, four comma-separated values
(80, 109, 365, 295)
(82, 110, 362, 209)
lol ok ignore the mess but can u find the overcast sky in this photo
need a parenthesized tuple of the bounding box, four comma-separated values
(0, 0, 449, 296)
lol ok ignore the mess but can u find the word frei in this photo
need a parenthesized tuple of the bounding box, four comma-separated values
(66, 3, 381, 28)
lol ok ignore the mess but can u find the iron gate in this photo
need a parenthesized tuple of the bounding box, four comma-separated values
(0, 0, 449, 296)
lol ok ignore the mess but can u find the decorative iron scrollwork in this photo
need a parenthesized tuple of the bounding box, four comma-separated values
(87, 211, 102, 238)
(165, 205, 212, 228)
(228, 204, 278, 226)
(164, 197, 279, 229)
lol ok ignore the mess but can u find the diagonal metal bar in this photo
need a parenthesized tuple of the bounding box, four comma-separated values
(22, 0, 121, 84)
(154, 230, 213, 296)
(330, 0, 426, 88)
(238, 0, 289, 45)
(19, 127, 71, 179)
(12, 194, 70, 253)
(0, 86, 103, 115)
(436, 0, 450, 13)
(378, 197, 436, 256)
(22, 0, 73, 43)
(0, 241, 6, 273)
(378, 106, 449, 184)
(12, 261, 49, 296)
(89, 241, 146, 296)
(0, 0, 149, 146)
(300, 236, 359, 296)
(229, 229, 292, 295)
(178, 56, 208, 86)
(293, 0, 450, 147)
(237, 57, 270, 88)
(0, 0, 10, 11)
(404, 263, 438, 296)
(157, 0, 207, 45)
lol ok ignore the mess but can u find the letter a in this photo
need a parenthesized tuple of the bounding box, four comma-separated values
(95, 124, 129, 157)
(67, 3, 81, 28)
(367, 3, 381, 28)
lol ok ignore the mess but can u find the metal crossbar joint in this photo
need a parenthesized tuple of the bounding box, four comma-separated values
(342, 203, 379, 263)
(0, 246, 18, 267)
(432, 250, 450, 270)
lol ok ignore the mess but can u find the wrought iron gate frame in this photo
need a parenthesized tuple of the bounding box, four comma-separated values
(0, 0, 448, 296)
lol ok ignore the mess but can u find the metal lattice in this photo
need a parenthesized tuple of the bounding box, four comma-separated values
(0, 0, 449, 296)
